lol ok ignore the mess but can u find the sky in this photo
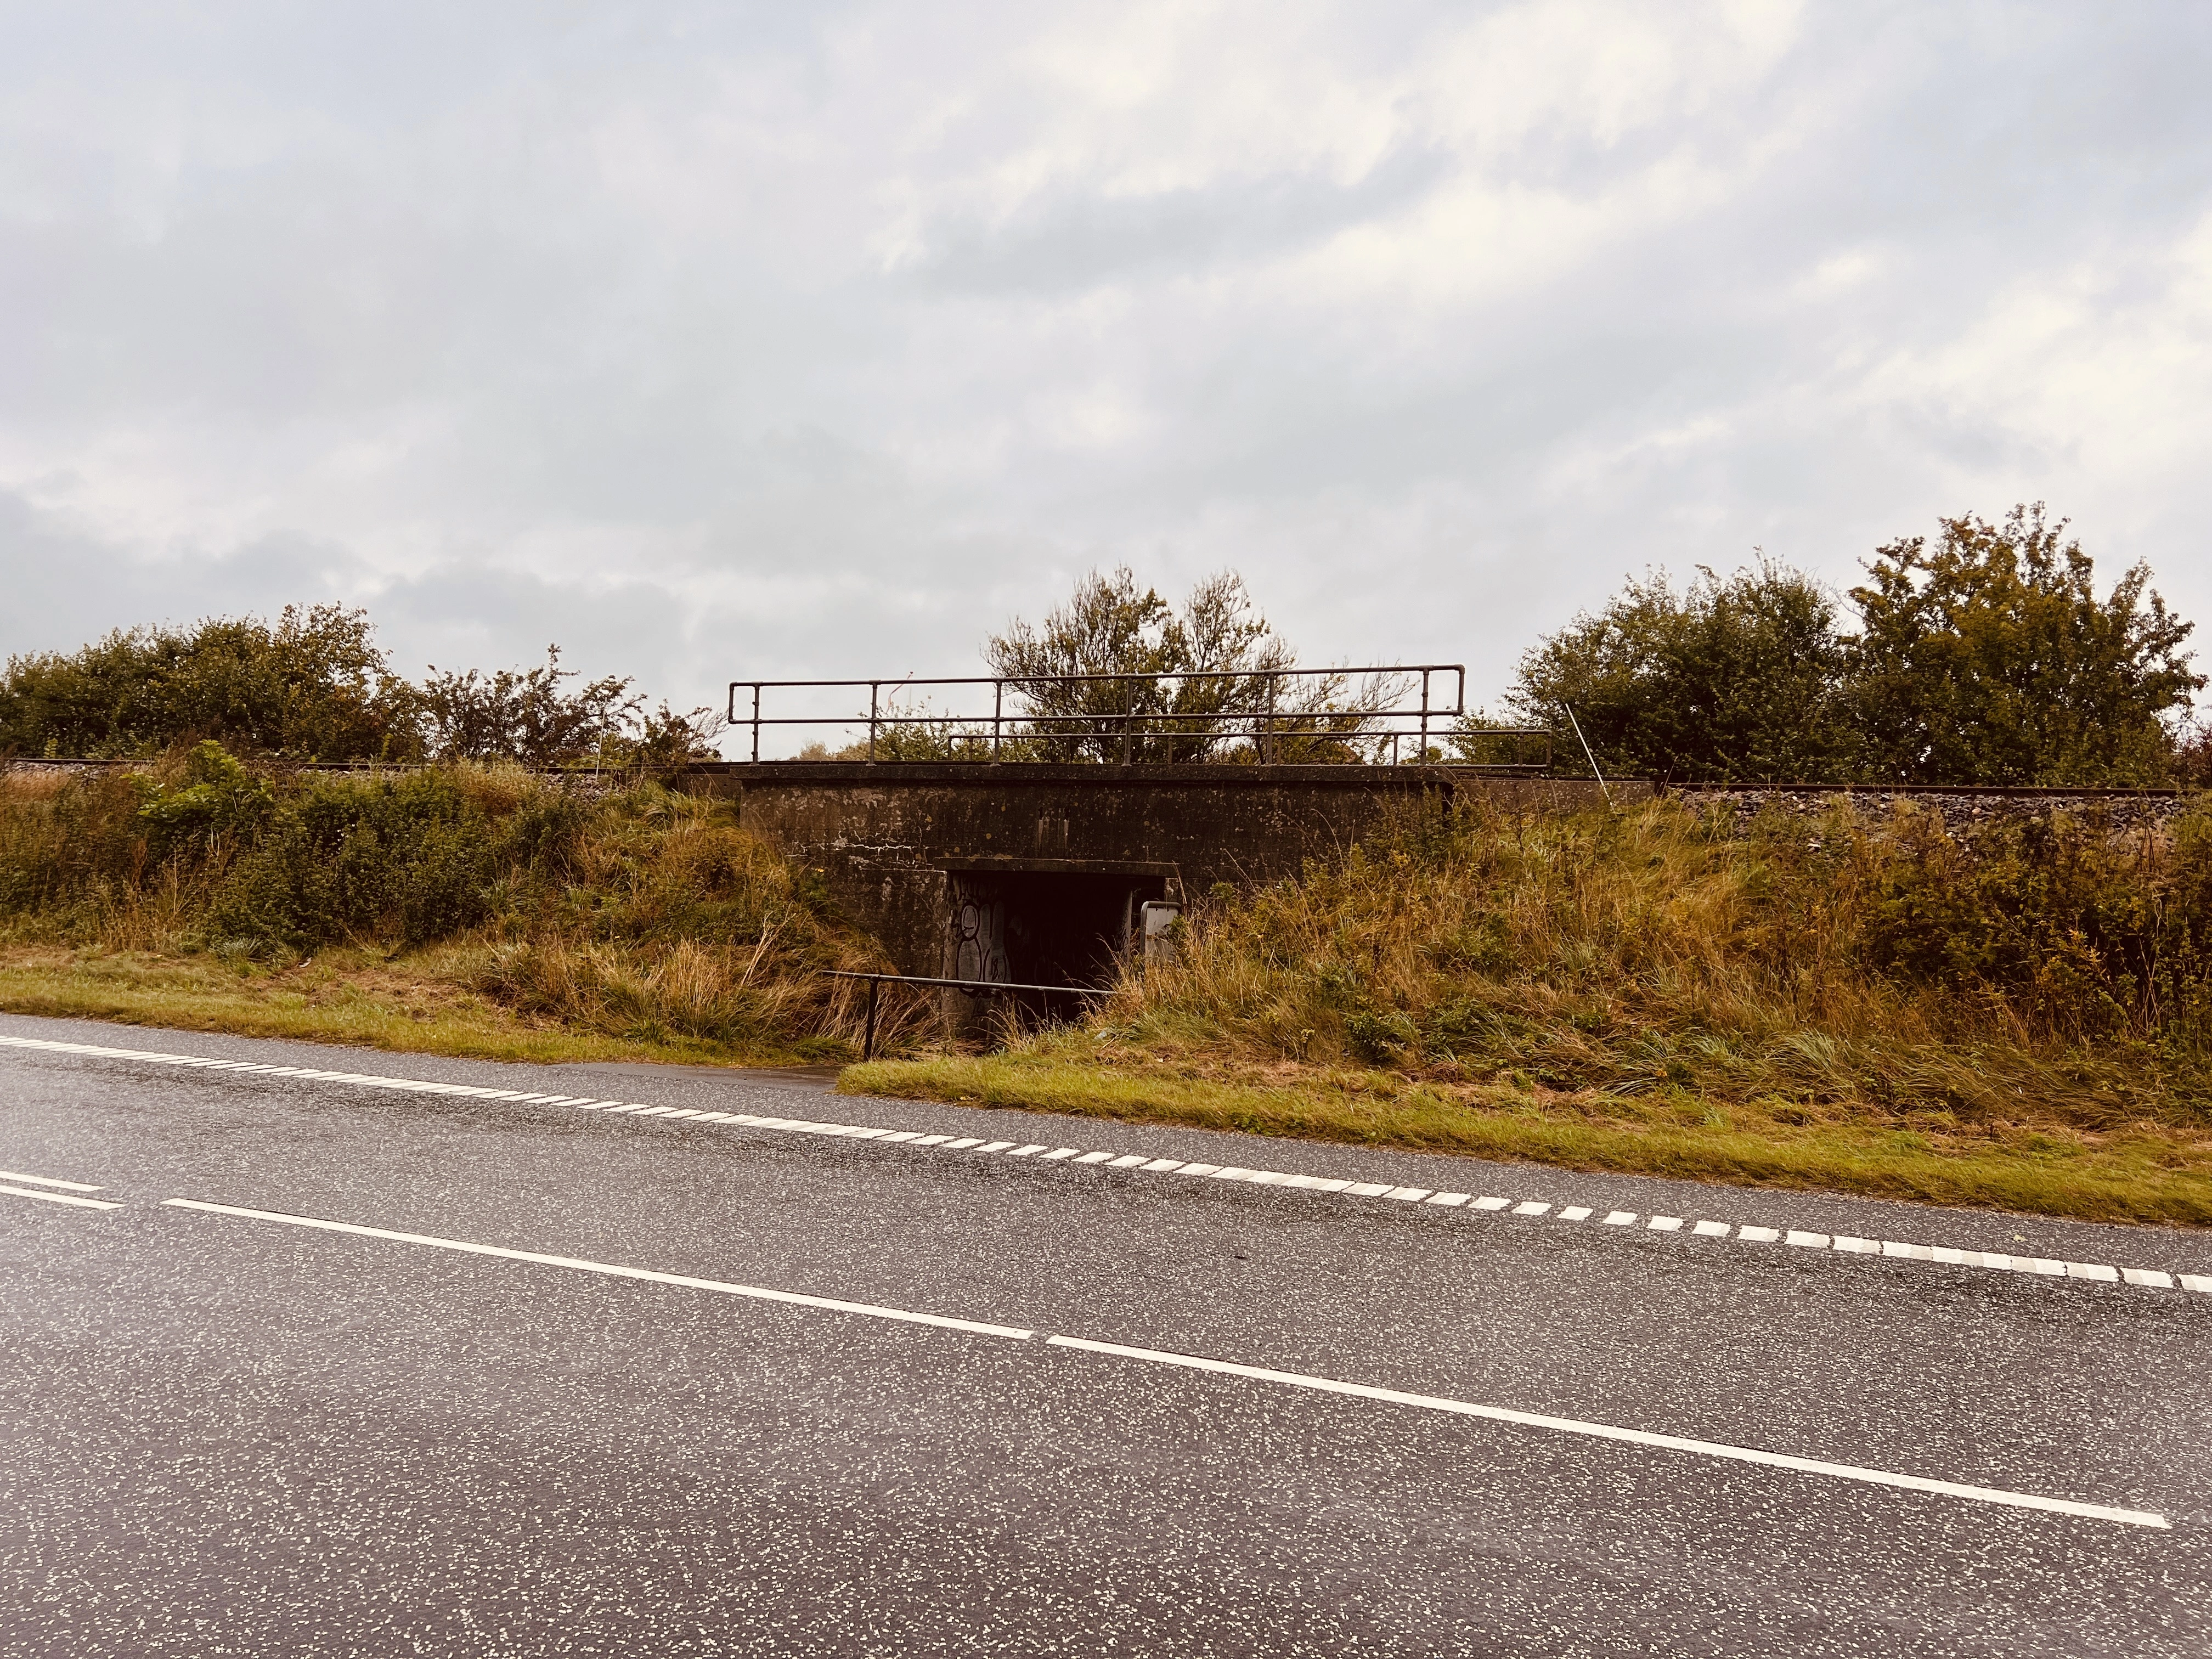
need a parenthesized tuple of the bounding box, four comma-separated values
(3, 1, 2209, 750)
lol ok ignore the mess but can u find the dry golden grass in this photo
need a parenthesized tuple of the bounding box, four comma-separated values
(0, 764, 940, 1062)
(847, 797, 2212, 1227)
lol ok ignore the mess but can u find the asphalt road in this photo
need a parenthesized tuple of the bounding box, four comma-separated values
(1, 1010, 2208, 1657)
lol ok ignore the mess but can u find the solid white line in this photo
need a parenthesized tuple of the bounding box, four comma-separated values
(0, 1167, 104, 1192)
(147, 1175, 2168, 1531)
(160, 1198, 1036, 1340)
(1, 1183, 123, 1210)
(1042, 1334, 2169, 1530)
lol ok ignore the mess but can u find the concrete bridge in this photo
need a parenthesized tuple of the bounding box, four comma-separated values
(692, 761, 1620, 993)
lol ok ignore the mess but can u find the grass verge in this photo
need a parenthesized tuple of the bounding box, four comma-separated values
(842, 1054, 2212, 1228)
(0, 944, 815, 1069)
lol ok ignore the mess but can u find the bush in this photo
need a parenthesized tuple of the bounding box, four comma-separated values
(0, 605, 425, 762)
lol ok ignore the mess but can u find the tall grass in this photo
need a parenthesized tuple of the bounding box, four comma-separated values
(1096, 796, 2212, 1133)
(0, 750, 936, 1059)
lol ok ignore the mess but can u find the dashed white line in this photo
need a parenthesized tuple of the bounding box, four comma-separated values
(5, 1031, 2204, 1297)
(157, 1188, 2172, 1532)
(1, 1182, 123, 1211)
(0, 1167, 104, 1192)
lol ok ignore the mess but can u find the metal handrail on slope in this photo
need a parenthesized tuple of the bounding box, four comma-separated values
(827, 969, 1111, 1060)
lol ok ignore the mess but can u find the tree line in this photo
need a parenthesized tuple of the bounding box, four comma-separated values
(2, 501, 2202, 785)
(0, 605, 724, 772)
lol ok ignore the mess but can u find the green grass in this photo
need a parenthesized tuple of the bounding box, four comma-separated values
(12, 941, 2209, 1226)
(842, 1053, 2212, 1227)
(0, 944, 820, 1069)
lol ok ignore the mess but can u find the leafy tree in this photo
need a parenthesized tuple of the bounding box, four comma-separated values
(984, 568, 1383, 762)
(418, 646, 643, 766)
(1846, 505, 2202, 786)
(622, 701, 733, 780)
(1502, 562, 1851, 782)
(0, 604, 425, 762)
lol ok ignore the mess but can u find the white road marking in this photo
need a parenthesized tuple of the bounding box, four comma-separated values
(160, 1198, 1036, 1339)
(1, 1183, 123, 1210)
(0, 1167, 104, 1192)
(1042, 1336, 2169, 1530)
(154, 1184, 2172, 1532)
(5, 1032, 2201, 1296)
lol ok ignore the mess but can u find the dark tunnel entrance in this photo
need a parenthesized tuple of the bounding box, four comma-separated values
(945, 868, 1172, 1027)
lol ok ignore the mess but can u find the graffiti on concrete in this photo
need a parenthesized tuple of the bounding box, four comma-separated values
(951, 887, 1011, 984)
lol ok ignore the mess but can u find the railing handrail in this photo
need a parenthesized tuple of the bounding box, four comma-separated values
(733, 665, 1464, 690)
(724, 663, 1550, 769)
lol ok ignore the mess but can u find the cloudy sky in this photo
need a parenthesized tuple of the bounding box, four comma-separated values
(3, 2, 2208, 746)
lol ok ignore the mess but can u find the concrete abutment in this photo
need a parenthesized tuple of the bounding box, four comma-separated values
(684, 763, 1623, 1021)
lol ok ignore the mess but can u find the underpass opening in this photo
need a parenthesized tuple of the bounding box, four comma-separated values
(946, 868, 1172, 1035)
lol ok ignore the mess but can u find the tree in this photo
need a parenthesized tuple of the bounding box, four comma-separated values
(984, 568, 1383, 762)
(417, 647, 644, 766)
(1846, 505, 2201, 786)
(0, 604, 425, 762)
(1503, 562, 1851, 782)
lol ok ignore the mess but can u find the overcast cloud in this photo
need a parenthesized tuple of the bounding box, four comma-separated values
(3, 2, 2209, 744)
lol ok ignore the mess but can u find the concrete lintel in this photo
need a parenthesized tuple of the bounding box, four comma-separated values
(935, 856, 1182, 877)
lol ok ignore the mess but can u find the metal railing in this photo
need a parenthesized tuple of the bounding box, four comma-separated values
(727, 665, 1550, 769)
(829, 969, 1111, 1058)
